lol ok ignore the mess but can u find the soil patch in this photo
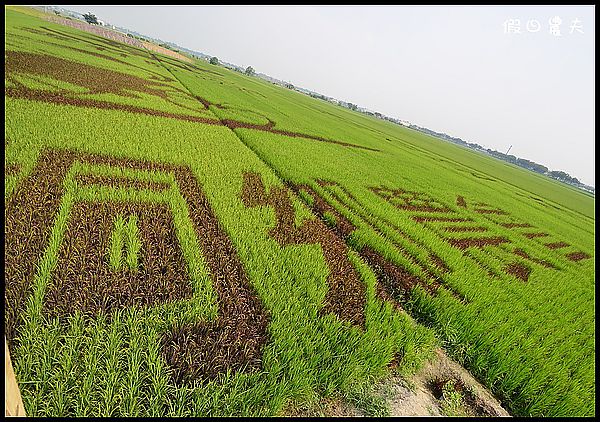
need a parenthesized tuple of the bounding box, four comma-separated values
(282, 348, 510, 417)
(371, 186, 451, 213)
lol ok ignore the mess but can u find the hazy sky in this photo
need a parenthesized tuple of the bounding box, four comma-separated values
(62, 5, 595, 186)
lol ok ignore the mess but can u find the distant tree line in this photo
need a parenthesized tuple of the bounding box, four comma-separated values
(82, 12, 99, 25)
(404, 124, 586, 189)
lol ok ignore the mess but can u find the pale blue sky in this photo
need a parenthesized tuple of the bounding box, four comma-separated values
(61, 5, 595, 186)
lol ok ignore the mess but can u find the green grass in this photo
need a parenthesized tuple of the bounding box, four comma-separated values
(5, 5, 594, 418)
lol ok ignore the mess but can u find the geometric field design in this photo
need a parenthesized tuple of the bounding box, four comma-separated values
(44, 200, 193, 320)
(4, 8, 595, 417)
(368, 184, 590, 282)
(241, 172, 366, 329)
(4, 148, 269, 385)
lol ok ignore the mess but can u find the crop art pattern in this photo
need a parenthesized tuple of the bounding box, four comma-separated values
(292, 181, 464, 307)
(241, 172, 366, 328)
(370, 186, 591, 282)
(5, 33, 380, 152)
(44, 201, 192, 319)
(4, 149, 269, 385)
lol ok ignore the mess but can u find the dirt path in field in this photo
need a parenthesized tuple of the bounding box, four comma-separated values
(283, 348, 510, 417)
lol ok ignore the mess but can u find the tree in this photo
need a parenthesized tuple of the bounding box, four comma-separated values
(548, 170, 579, 184)
(245, 66, 255, 76)
(209, 56, 219, 65)
(82, 12, 99, 25)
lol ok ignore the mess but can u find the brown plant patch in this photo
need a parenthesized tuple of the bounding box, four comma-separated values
(44, 201, 193, 318)
(6, 85, 221, 125)
(523, 232, 549, 239)
(241, 172, 365, 329)
(225, 119, 379, 152)
(504, 262, 531, 282)
(530, 195, 545, 204)
(22, 28, 130, 62)
(4, 148, 269, 384)
(500, 222, 533, 229)
(33, 24, 153, 68)
(456, 195, 467, 208)
(5, 163, 21, 177)
(513, 248, 556, 269)
(444, 226, 488, 233)
(544, 241, 570, 250)
(360, 246, 437, 298)
(6, 50, 189, 100)
(302, 181, 464, 304)
(565, 251, 591, 262)
(154, 54, 224, 76)
(75, 174, 171, 192)
(412, 216, 473, 223)
(5, 149, 76, 350)
(316, 179, 337, 187)
(17, 31, 177, 83)
(370, 186, 451, 213)
(448, 237, 510, 250)
(6, 51, 377, 153)
(21, 26, 74, 42)
(294, 184, 356, 239)
(473, 208, 508, 215)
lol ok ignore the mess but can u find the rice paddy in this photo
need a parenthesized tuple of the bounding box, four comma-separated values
(4, 6, 595, 417)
